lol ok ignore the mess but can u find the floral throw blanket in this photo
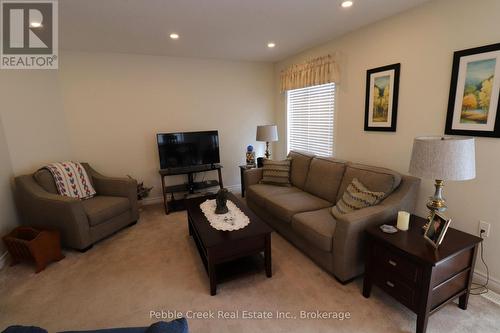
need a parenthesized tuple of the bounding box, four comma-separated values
(45, 162, 96, 199)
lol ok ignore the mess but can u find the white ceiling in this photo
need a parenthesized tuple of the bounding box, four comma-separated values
(60, 0, 431, 62)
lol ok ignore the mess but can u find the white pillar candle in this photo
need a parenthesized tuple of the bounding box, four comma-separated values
(397, 211, 410, 231)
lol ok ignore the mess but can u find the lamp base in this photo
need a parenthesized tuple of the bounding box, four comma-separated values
(264, 141, 271, 159)
(423, 179, 447, 231)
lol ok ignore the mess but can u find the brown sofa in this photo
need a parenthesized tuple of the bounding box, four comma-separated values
(245, 150, 420, 283)
(14, 163, 139, 251)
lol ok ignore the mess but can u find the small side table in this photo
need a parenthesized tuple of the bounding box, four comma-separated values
(239, 165, 254, 197)
(362, 215, 482, 333)
(2, 227, 65, 273)
(239, 165, 256, 198)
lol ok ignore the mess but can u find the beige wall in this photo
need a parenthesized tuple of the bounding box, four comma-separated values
(0, 71, 72, 174)
(58, 52, 274, 199)
(0, 71, 71, 259)
(274, 0, 500, 288)
(0, 116, 17, 255)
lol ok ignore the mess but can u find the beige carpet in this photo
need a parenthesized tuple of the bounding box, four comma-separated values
(1, 203, 499, 333)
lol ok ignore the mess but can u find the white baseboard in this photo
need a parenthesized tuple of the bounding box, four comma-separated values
(140, 196, 163, 206)
(474, 270, 500, 294)
(0, 251, 8, 270)
(140, 184, 241, 207)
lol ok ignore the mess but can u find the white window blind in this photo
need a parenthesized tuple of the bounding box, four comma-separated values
(287, 83, 335, 157)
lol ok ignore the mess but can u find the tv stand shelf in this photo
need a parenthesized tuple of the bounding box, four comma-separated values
(159, 165, 223, 214)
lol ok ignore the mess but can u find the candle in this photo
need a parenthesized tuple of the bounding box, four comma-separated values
(397, 211, 410, 231)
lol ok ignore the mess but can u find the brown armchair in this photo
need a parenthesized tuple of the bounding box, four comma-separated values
(14, 163, 139, 251)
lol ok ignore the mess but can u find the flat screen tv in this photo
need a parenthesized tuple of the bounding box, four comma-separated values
(157, 130, 220, 169)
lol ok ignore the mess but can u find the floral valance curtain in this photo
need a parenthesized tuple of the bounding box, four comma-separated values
(280, 55, 339, 93)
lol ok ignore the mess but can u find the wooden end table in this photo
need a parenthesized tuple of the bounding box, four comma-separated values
(362, 215, 482, 333)
(238, 165, 254, 197)
(185, 192, 273, 295)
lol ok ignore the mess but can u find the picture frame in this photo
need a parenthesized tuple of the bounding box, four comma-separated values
(364, 63, 400, 132)
(445, 43, 500, 137)
(424, 212, 451, 248)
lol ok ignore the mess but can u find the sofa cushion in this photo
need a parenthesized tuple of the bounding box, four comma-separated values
(287, 150, 314, 190)
(82, 196, 130, 226)
(246, 184, 301, 208)
(265, 190, 332, 223)
(292, 208, 337, 252)
(260, 159, 291, 186)
(304, 157, 346, 203)
(336, 162, 402, 202)
(33, 169, 58, 194)
(331, 178, 385, 218)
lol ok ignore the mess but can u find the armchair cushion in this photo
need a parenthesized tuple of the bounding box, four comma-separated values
(82, 196, 130, 226)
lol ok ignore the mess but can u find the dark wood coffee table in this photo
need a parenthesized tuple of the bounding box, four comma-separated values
(186, 193, 273, 295)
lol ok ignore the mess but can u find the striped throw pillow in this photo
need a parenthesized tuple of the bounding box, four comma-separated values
(331, 178, 385, 218)
(260, 159, 291, 186)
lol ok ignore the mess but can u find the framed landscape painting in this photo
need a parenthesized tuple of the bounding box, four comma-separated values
(445, 43, 500, 137)
(364, 63, 400, 132)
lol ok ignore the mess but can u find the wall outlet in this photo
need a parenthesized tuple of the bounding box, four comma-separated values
(479, 221, 491, 238)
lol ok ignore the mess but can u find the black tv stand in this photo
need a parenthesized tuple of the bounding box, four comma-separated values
(159, 164, 223, 214)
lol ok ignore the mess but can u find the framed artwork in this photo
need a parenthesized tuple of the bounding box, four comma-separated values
(424, 212, 451, 248)
(445, 43, 500, 137)
(364, 63, 400, 132)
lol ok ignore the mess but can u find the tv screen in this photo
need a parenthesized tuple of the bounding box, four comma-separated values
(157, 131, 220, 169)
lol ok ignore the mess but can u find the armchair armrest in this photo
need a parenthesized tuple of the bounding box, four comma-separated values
(14, 175, 91, 249)
(244, 168, 263, 188)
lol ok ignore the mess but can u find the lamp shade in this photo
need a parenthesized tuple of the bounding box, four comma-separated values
(256, 125, 278, 142)
(409, 136, 475, 181)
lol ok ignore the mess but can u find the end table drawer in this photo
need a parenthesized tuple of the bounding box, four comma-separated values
(373, 272, 417, 311)
(375, 243, 420, 284)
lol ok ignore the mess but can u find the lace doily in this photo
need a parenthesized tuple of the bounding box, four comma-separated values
(199, 199, 250, 231)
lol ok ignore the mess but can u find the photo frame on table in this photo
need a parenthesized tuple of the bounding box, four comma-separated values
(445, 42, 500, 137)
(364, 63, 400, 132)
(424, 212, 451, 248)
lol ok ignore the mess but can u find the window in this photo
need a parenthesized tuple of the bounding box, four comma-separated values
(287, 83, 335, 157)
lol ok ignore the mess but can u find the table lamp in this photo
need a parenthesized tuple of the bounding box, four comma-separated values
(256, 125, 278, 159)
(409, 136, 476, 224)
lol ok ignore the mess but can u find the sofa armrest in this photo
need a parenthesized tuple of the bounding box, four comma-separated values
(331, 174, 421, 281)
(244, 168, 263, 187)
(82, 163, 139, 221)
(14, 175, 91, 249)
(332, 203, 397, 281)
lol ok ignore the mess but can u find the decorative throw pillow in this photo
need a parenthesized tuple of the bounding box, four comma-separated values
(331, 178, 385, 218)
(259, 159, 291, 186)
